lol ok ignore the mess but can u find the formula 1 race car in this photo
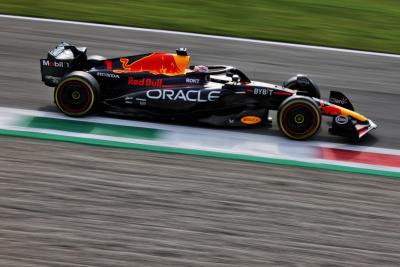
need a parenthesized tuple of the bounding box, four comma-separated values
(40, 42, 377, 140)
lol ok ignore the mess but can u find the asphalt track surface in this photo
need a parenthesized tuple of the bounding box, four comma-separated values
(0, 16, 400, 266)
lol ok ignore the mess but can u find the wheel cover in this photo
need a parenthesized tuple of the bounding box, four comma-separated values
(280, 101, 320, 139)
(55, 78, 95, 116)
(71, 90, 81, 100)
(294, 114, 305, 124)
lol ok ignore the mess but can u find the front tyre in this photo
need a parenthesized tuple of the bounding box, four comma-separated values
(283, 74, 321, 99)
(54, 71, 100, 117)
(277, 96, 321, 140)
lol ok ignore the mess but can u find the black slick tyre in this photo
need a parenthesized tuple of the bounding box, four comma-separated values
(283, 75, 321, 99)
(54, 71, 100, 117)
(277, 96, 321, 140)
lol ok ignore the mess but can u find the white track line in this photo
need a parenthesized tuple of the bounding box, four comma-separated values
(1, 14, 400, 59)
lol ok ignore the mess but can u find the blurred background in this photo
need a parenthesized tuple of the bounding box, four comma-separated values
(1, 0, 400, 53)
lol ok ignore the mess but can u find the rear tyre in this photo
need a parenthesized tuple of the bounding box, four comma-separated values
(277, 96, 321, 140)
(54, 71, 100, 117)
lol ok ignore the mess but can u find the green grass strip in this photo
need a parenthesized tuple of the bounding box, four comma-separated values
(0, 128, 398, 179)
(1, 0, 400, 54)
(21, 116, 161, 140)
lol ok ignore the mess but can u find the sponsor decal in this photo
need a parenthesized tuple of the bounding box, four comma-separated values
(42, 60, 70, 68)
(125, 97, 147, 106)
(241, 116, 262, 125)
(96, 72, 120, 79)
(330, 97, 348, 105)
(186, 78, 201, 84)
(124, 96, 133, 104)
(335, 115, 349, 125)
(128, 77, 163, 87)
(253, 88, 270, 95)
(146, 89, 220, 102)
(251, 88, 291, 96)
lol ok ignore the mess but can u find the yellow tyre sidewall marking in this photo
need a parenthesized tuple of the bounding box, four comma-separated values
(55, 77, 95, 116)
(278, 99, 321, 140)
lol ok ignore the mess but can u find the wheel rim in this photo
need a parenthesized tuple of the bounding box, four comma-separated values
(281, 102, 319, 139)
(57, 81, 92, 113)
(294, 114, 305, 124)
(71, 90, 81, 100)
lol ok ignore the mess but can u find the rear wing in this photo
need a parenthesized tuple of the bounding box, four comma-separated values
(40, 42, 87, 86)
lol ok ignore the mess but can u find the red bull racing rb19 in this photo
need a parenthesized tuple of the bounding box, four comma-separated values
(40, 42, 377, 141)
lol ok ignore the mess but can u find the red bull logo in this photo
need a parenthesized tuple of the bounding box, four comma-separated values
(128, 77, 163, 87)
(114, 53, 190, 75)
